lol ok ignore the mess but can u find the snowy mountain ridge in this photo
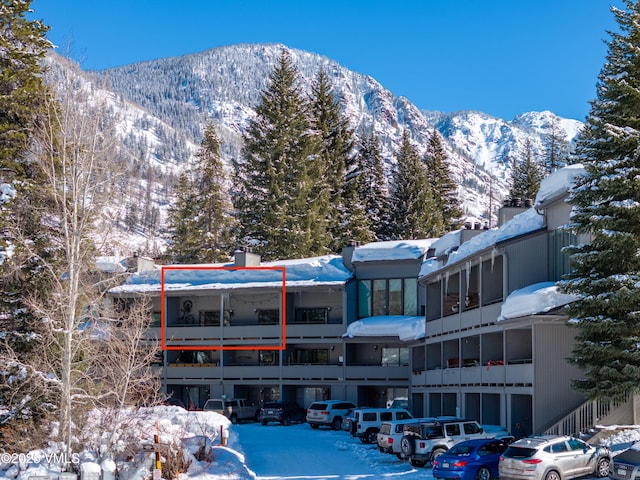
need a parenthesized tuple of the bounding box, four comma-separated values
(47, 44, 584, 255)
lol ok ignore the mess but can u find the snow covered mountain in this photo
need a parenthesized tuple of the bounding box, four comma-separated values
(46, 44, 584, 255)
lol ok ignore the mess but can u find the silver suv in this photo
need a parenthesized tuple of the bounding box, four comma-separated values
(400, 417, 505, 467)
(351, 407, 413, 444)
(499, 435, 611, 480)
(306, 400, 356, 430)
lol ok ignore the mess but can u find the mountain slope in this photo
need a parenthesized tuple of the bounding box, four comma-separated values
(47, 44, 583, 255)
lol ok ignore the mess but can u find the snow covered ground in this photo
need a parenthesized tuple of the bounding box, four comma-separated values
(4, 406, 640, 480)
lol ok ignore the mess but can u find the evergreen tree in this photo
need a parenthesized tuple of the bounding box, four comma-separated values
(544, 115, 570, 173)
(424, 129, 464, 235)
(508, 138, 545, 201)
(0, 0, 51, 174)
(561, 0, 640, 400)
(166, 123, 235, 263)
(387, 130, 437, 239)
(355, 128, 388, 241)
(0, 0, 61, 443)
(234, 49, 325, 260)
(309, 69, 367, 251)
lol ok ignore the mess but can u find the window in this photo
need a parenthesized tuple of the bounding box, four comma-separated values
(482, 255, 503, 305)
(289, 349, 328, 364)
(199, 311, 220, 326)
(294, 308, 329, 324)
(426, 280, 442, 321)
(549, 229, 576, 281)
(151, 312, 161, 328)
(358, 280, 371, 317)
(463, 422, 482, 434)
(358, 278, 419, 318)
(382, 347, 409, 366)
(443, 272, 460, 316)
(446, 423, 460, 436)
(257, 309, 279, 324)
(259, 350, 279, 366)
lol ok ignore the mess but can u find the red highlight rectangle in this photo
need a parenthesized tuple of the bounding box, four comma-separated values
(160, 265, 286, 351)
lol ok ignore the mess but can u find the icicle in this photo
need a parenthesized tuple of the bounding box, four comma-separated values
(444, 271, 450, 293)
(465, 261, 471, 292)
(491, 248, 497, 271)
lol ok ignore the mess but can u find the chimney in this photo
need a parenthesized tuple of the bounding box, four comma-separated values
(341, 239, 359, 272)
(234, 246, 261, 267)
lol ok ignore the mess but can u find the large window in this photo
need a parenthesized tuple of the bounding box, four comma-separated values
(382, 347, 409, 366)
(294, 308, 329, 324)
(358, 278, 418, 318)
(289, 349, 328, 365)
(482, 255, 504, 305)
(549, 229, 576, 281)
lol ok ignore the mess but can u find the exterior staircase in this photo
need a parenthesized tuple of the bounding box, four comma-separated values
(541, 392, 639, 443)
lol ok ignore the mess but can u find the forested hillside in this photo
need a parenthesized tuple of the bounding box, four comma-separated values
(44, 44, 582, 256)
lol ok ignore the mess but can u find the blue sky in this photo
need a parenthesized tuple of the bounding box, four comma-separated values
(31, 0, 621, 121)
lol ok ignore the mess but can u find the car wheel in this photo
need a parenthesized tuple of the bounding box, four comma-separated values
(284, 417, 291, 426)
(400, 436, 415, 457)
(332, 417, 342, 430)
(310, 423, 319, 429)
(230, 414, 238, 424)
(431, 447, 447, 462)
(410, 458, 427, 468)
(544, 470, 561, 480)
(261, 419, 267, 426)
(361, 429, 378, 444)
(596, 457, 610, 477)
(476, 466, 491, 480)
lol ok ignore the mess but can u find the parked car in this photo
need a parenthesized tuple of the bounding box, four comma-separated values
(306, 400, 356, 430)
(202, 398, 259, 424)
(498, 435, 610, 480)
(433, 438, 514, 480)
(611, 443, 640, 480)
(378, 418, 434, 458)
(341, 408, 357, 432)
(258, 400, 306, 426)
(351, 407, 413, 444)
(400, 417, 510, 467)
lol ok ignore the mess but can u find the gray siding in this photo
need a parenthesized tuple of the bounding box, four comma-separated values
(504, 232, 548, 293)
(533, 321, 585, 431)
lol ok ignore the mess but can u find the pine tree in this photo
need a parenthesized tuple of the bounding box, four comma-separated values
(508, 138, 545, 201)
(166, 123, 235, 263)
(234, 49, 325, 260)
(544, 115, 570, 173)
(424, 129, 464, 235)
(355, 128, 388, 241)
(561, 0, 640, 400)
(0, 0, 51, 174)
(0, 0, 61, 443)
(309, 69, 367, 251)
(387, 130, 438, 239)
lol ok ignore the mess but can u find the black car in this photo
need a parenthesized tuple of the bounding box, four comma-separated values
(259, 401, 306, 426)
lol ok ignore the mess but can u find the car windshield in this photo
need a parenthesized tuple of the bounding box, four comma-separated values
(263, 402, 280, 408)
(309, 403, 327, 410)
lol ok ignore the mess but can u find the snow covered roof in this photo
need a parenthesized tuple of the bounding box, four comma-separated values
(95, 256, 128, 273)
(420, 208, 545, 277)
(351, 239, 437, 263)
(343, 315, 425, 342)
(110, 255, 352, 294)
(498, 281, 581, 321)
(419, 165, 586, 279)
(534, 163, 585, 209)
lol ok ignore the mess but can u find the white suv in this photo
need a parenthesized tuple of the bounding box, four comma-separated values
(400, 417, 508, 467)
(306, 400, 356, 430)
(352, 407, 413, 444)
(377, 417, 436, 457)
